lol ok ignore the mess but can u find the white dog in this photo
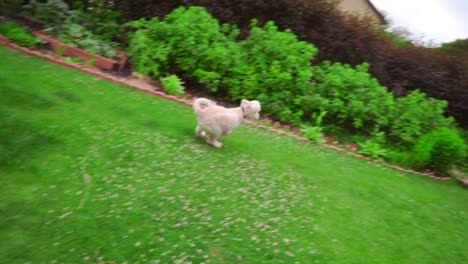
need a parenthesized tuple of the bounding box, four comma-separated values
(193, 98, 261, 148)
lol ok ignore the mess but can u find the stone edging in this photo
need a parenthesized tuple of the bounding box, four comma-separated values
(1, 39, 451, 182)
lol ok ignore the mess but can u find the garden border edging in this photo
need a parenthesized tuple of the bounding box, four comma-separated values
(1, 39, 450, 182)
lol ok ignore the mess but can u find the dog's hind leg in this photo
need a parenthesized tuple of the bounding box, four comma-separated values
(222, 130, 233, 137)
(206, 134, 223, 148)
(195, 125, 206, 138)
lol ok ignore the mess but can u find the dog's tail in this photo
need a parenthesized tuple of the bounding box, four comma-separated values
(192, 98, 216, 114)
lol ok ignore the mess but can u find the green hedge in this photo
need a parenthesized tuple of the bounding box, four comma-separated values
(125, 6, 466, 165)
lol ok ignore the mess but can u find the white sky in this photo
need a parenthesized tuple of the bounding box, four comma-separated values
(370, 0, 468, 46)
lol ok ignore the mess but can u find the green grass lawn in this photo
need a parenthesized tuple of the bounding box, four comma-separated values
(1, 46, 467, 264)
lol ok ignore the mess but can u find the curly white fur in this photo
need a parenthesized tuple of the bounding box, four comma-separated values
(193, 98, 261, 148)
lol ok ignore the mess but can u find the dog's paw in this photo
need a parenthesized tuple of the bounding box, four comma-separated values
(211, 141, 223, 148)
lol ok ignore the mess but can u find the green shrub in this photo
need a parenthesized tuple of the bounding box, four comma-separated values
(125, 5, 459, 152)
(127, 6, 242, 90)
(233, 19, 317, 125)
(23, 0, 120, 58)
(412, 128, 467, 177)
(74, 0, 122, 44)
(386, 149, 413, 168)
(23, 0, 71, 35)
(24, 0, 121, 42)
(0, 0, 23, 16)
(160, 74, 185, 96)
(59, 23, 117, 58)
(301, 61, 394, 131)
(389, 90, 453, 146)
(0, 22, 38, 48)
(126, 6, 317, 122)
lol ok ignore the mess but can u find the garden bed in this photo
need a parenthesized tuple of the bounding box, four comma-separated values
(0, 38, 451, 181)
(33, 31, 128, 71)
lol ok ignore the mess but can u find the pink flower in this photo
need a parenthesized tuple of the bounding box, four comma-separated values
(349, 144, 357, 150)
(186, 92, 193, 98)
(264, 117, 272, 121)
(283, 124, 291, 130)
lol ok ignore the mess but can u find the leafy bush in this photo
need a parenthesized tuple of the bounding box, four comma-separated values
(127, 6, 242, 92)
(0, 21, 38, 48)
(125, 6, 459, 148)
(232, 19, 317, 124)
(126, 6, 317, 117)
(0, 0, 24, 16)
(386, 149, 413, 168)
(23, 0, 71, 35)
(412, 128, 467, 177)
(59, 23, 117, 58)
(115, 0, 468, 129)
(160, 74, 185, 96)
(302, 61, 394, 131)
(23, 0, 120, 58)
(389, 90, 454, 146)
(380, 45, 468, 129)
(72, 0, 122, 44)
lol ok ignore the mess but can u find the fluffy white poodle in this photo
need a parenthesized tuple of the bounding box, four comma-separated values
(193, 98, 261, 148)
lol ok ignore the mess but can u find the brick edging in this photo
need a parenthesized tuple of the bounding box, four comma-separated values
(2, 39, 451, 182)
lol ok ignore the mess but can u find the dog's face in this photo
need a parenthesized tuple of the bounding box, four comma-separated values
(241, 99, 261, 121)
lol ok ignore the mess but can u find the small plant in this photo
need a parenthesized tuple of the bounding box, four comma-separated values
(23, 0, 71, 35)
(60, 23, 117, 58)
(63, 57, 82, 64)
(358, 128, 387, 159)
(262, 117, 272, 126)
(84, 58, 95, 67)
(24, 0, 121, 42)
(24, 0, 120, 58)
(160, 74, 185, 96)
(301, 125, 325, 143)
(56, 46, 65, 57)
(412, 128, 467, 177)
(0, 21, 38, 48)
(300, 110, 327, 143)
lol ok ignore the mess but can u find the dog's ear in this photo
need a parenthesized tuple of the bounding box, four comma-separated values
(241, 99, 249, 106)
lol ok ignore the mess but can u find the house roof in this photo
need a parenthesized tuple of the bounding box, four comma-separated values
(367, 0, 387, 25)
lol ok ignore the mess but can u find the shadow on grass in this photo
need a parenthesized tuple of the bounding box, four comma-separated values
(0, 106, 58, 170)
(1, 87, 55, 110)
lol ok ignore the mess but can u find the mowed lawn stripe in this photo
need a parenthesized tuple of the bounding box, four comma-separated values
(1, 46, 467, 263)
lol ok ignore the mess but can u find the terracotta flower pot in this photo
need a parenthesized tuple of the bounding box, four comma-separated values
(33, 31, 128, 71)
